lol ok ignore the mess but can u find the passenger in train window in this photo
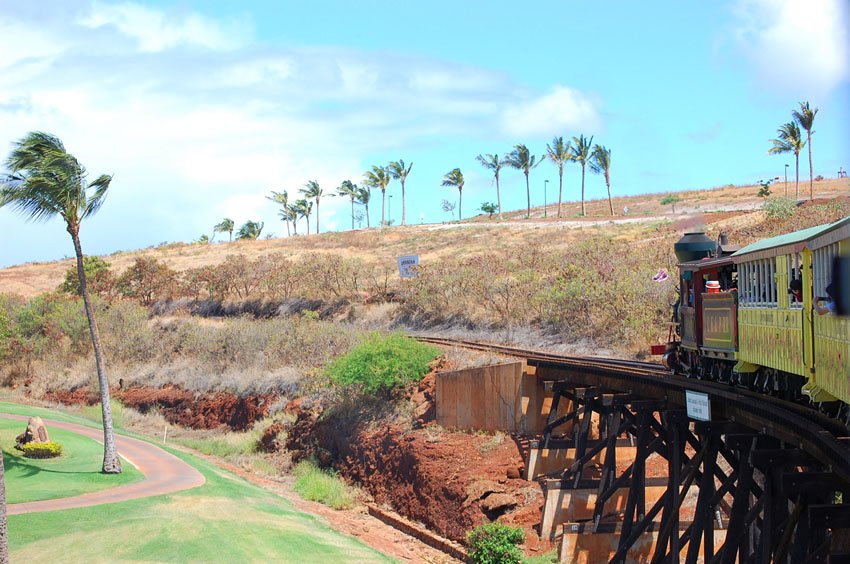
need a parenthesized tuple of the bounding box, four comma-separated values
(789, 278, 803, 303)
(815, 283, 836, 315)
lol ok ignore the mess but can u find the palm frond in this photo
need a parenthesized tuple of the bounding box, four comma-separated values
(81, 174, 112, 219)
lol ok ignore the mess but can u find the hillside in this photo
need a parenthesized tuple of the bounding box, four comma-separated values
(2, 178, 848, 298)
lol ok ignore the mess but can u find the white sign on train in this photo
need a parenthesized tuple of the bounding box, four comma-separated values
(397, 255, 420, 278)
(685, 390, 711, 421)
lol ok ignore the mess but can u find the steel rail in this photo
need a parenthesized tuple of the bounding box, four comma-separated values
(418, 336, 850, 485)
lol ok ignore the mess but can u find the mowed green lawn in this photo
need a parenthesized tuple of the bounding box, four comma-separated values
(1, 418, 143, 503)
(1, 403, 393, 563)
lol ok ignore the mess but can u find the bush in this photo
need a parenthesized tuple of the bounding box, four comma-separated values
(21, 441, 63, 459)
(466, 522, 525, 564)
(58, 256, 115, 297)
(762, 197, 796, 220)
(324, 333, 439, 395)
(292, 459, 354, 509)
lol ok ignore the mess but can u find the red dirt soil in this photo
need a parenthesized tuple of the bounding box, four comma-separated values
(42, 385, 275, 431)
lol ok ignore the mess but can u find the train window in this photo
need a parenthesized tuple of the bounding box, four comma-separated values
(740, 258, 777, 307)
(788, 252, 803, 308)
(813, 243, 839, 300)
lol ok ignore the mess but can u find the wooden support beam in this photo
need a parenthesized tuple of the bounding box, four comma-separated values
(808, 504, 850, 529)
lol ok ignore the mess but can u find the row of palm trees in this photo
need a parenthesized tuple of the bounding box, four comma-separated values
(457, 136, 613, 222)
(769, 101, 818, 200)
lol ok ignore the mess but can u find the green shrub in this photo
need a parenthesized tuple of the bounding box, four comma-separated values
(466, 522, 525, 564)
(292, 459, 354, 510)
(21, 441, 63, 459)
(762, 197, 796, 220)
(325, 332, 439, 395)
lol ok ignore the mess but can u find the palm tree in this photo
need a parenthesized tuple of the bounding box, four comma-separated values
(236, 220, 264, 240)
(441, 168, 465, 221)
(363, 165, 390, 226)
(0, 132, 122, 473)
(590, 145, 614, 216)
(769, 122, 806, 199)
(356, 186, 371, 228)
(300, 180, 324, 234)
(266, 191, 291, 237)
(292, 199, 312, 234)
(214, 218, 235, 242)
(571, 135, 594, 216)
(387, 160, 413, 226)
(504, 144, 541, 218)
(475, 153, 506, 220)
(792, 101, 818, 200)
(545, 137, 573, 218)
(337, 180, 359, 230)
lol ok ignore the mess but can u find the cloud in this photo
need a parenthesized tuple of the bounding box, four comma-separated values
(500, 86, 601, 137)
(732, 0, 849, 95)
(0, 1, 601, 266)
(78, 1, 251, 52)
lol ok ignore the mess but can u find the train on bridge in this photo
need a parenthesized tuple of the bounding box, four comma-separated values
(665, 215, 850, 424)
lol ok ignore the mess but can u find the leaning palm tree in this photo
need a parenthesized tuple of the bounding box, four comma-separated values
(475, 153, 506, 220)
(236, 220, 264, 240)
(769, 122, 806, 199)
(387, 160, 413, 226)
(441, 168, 465, 221)
(266, 191, 291, 237)
(504, 144, 541, 218)
(590, 145, 614, 216)
(356, 186, 371, 228)
(0, 132, 122, 473)
(363, 165, 390, 226)
(337, 180, 359, 230)
(571, 135, 594, 216)
(214, 217, 235, 242)
(300, 180, 324, 234)
(792, 101, 818, 200)
(545, 137, 573, 218)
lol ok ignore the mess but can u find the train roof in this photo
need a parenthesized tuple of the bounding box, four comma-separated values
(732, 215, 850, 262)
(678, 255, 735, 271)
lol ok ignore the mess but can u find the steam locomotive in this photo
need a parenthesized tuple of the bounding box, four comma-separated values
(663, 215, 850, 423)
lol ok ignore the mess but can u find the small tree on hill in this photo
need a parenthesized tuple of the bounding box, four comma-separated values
(660, 195, 681, 213)
(214, 218, 235, 242)
(480, 202, 497, 218)
(59, 256, 114, 297)
(441, 199, 456, 221)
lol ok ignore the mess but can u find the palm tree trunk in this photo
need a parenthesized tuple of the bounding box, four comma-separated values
(606, 179, 614, 216)
(316, 200, 320, 234)
(795, 154, 800, 199)
(0, 449, 7, 564)
(381, 191, 386, 226)
(525, 173, 531, 218)
(401, 180, 406, 226)
(557, 168, 564, 218)
(366, 203, 370, 228)
(807, 132, 813, 201)
(350, 198, 355, 230)
(580, 165, 586, 216)
(496, 174, 503, 220)
(293, 220, 298, 236)
(306, 215, 310, 235)
(458, 189, 462, 222)
(285, 219, 290, 237)
(229, 230, 233, 242)
(70, 229, 122, 474)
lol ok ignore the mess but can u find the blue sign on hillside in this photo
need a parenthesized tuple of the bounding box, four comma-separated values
(397, 255, 419, 278)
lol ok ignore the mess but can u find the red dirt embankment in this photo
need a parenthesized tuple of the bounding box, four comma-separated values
(43, 385, 274, 431)
(284, 375, 552, 552)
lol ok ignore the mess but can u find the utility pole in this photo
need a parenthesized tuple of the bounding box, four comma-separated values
(784, 164, 788, 197)
(544, 179, 549, 218)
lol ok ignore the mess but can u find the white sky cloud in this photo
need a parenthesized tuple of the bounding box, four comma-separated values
(732, 0, 849, 95)
(501, 86, 601, 138)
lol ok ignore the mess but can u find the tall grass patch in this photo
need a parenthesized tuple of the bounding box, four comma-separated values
(292, 459, 355, 509)
(325, 332, 439, 395)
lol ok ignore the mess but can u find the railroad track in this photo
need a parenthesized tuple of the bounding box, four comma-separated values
(418, 336, 850, 486)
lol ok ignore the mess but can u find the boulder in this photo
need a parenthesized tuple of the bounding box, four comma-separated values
(15, 416, 50, 450)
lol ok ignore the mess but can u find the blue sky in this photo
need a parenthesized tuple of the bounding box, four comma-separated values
(0, 0, 848, 267)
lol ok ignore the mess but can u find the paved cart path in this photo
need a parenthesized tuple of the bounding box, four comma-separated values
(2, 414, 205, 514)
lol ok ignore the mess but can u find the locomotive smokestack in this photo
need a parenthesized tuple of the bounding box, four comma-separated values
(674, 232, 716, 263)
(719, 232, 729, 246)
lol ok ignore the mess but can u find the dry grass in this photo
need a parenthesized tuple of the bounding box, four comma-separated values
(3, 178, 846, 299)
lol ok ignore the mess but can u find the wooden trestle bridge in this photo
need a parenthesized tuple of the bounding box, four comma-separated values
(420, 337, 850, 563)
